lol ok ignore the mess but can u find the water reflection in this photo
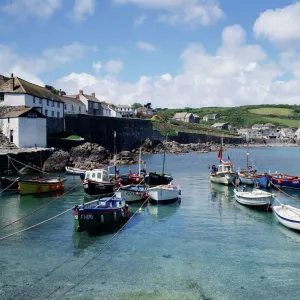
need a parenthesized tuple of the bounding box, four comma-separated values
(72, 229, 106, 251)
(146, 201, 180, 222)
(210, 183, 232, 205)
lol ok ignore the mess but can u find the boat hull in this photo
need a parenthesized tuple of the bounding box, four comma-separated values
(271, 176, 300, 189)
(0, 177, 19, 191)
(83, 180, 115, 196)
(273, 205, 300, 231)
(65, 167, 86, 176)
(234, 189, 273, 209)
(210, 173, 235, 185)
(115, 185, 148, 203)
(239, 175, 269, 188)
(149, 185, 180, 204)
(144, 172, 172, 186)
(18, 178, 67, 195)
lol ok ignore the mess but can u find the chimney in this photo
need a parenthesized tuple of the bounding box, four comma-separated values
(92, 92, 95, 98)
(79, 90, 83, 95)
(59, 89, 62, 96)
(9, 73, 14, 91)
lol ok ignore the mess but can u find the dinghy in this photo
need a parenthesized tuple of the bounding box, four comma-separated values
(148, 184, 181, 204)
(115, 185, 148, 203)
(273, 205, 300, 231)
(65, 166, 86, 176)
(234, 188, 274, 209)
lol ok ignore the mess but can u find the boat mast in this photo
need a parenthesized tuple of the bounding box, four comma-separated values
(162, 144, 166, 175)
(138, 146, 141, 176)
(246, 133, 249, 170)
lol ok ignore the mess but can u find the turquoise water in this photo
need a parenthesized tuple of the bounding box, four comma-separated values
(1, 147, 300, 300)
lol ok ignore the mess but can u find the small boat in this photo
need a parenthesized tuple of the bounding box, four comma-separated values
(0, 177, 19, 191)
(210, 161, 236, 185)
(144, 172, 173, 186)
(233, 188, 274, 209)
(273, 205, 300, 231)
(115, 185, 148, 203)
(65, 166, 86, 176)
(238, 172, 269, 188)
(148, 184, 181, 204)
(72, 197, 130, 232)
(18, 177, 67, 195)
(83, 169, 116, 196)
(118, 173, 144, 186)
(270, 173, 300, 190)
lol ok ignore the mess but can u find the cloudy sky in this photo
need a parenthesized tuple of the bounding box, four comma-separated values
(1, 0, 300, 108)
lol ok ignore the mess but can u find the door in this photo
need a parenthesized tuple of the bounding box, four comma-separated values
(10, 130, 13, 143)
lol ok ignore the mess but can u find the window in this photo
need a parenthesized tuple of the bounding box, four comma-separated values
(0, 93, 4, 102)
(52, 100, 54, 107)
(71, 104, 74, 111)
(64, 104, 67, 110)
(47, 99, 49, 106)
(45, 109, 48, 116)
(57, 112, 60, 118)
(51, 111, 54, 117)
(57, 102, 60, 108)
(28, 113, 37, 118)
(8, 118, 10, 123)
(39, 98, 42, 104)
(79, 106, 81, 113)
(33, 97, 35, 104)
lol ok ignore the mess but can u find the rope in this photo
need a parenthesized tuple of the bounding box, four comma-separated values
(0, 182, 82, 232)
(44, 196, 150, 300)
(9, 158, 20, 173)
(0, 178, 19, 194)
(270, 181, 297, 204)
(0, 208, 73, 241)
(7, 155, 50, 175)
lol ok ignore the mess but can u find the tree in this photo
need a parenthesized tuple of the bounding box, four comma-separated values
(45, 85, 66, 95)
(132, 103, 143, 109)
(144, 102, 152, 109)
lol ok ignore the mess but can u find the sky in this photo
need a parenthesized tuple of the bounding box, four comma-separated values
(1, 0, 300, 108)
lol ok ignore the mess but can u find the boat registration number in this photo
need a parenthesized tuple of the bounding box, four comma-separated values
(81, 215, 94, 220)
(96, 184, 105, 189)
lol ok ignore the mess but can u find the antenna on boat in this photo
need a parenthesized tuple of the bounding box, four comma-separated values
(113, 131, 117, 166)
(162, 143, 166, 175)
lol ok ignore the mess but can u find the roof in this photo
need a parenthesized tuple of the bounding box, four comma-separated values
(60, 95, 85, 106)
(252, 124, 264, 127)
(0, 75, 7, 86)
(100, 102, 109, 109)
(67, 94, 101, 103)
(0, 107, 46, 119)
(204, 114, 219, 118)
(173, 112, 188, 119)
(193, 114, 200, 118)
(212, 122, 229, 127)
(0, 77, 63, 102)
(117, 104, 131, 108)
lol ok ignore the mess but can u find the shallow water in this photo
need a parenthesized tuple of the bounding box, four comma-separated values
(1, 147, 300, 300)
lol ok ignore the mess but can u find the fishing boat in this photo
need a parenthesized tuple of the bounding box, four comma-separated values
(83, 169, 116, 196)
(234, 187, 274, 209)
(273, 205, 300, 231)
(148, 184, 181, 204)
(270, 173, 300, 189)
(115, 185, 148, 203)
(72, 197, 130, 232)
(238, 171, 269, 188)
(65, 166, 86, 176)
(18, 177, 67, 195)
(0, 177, 19, 191)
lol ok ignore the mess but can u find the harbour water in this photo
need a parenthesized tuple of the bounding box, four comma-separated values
(1, 147, 300, 300)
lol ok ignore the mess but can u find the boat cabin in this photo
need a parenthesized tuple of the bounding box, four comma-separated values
(217, 162, 234, 173)
(84, 169, 110, 182)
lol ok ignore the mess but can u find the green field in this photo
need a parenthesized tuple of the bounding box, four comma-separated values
(262, 117, 299, 127)
(249, 107, 294, 116)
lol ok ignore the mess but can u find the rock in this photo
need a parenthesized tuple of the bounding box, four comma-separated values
(43, 150, 70, 172)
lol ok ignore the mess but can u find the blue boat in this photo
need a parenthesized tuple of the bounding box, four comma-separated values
(271, 174, 300, 190)
(238, 172, 269, 188)
(72, 197, 130, 232)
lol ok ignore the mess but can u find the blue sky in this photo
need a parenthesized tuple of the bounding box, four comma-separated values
(1, 0, 300, 108)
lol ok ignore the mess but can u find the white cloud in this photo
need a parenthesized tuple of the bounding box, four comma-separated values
(253, 2, 300, 43)
(92, 61, 102, 73)
(136, 41, 158, 52)
(113, 0, 224, 27)
(1, 0, 62, 20)
(70, 0, 96, 21)
(134, 14, 147, 26)
(105, 60, 124, 74)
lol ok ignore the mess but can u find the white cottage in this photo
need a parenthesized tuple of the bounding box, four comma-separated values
(0, 107, 46, 148)
(60, 95, 86, 115)
(0, 74, 64, 118)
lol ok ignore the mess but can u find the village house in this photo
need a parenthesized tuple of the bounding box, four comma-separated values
(0, 74, 64, 119)
(279, 128, 296, 139)
(212, 122, 231, 130)
(294, 128, 300, 139)
(107, 104, 122, 118)
(0, 107, 46, 148)
(203, 114, 220, 121)
(60, 95, 86, 115)
(116, 105, 135, 117)
(172, 112, 200, 123)
(136, 106, 156, 117)
(237, 128, 263, 139)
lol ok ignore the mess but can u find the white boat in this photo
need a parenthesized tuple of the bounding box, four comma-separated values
(210, 161, 236, 185)
(273, 205, 300, 231)
(234, 188, 274, 209)
(65, 166, 86, 176)
(115, 185, 148, 203)
(148, 184, 181, 204)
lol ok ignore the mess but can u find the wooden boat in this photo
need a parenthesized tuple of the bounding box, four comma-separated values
(83, 169, 116, 196)
(65, 166, 86, 176)
(238, 172, 269, 188)
(234, 188, 274, 209)
(144, 172, 173, 186)
(72, 197, 130, 232)
(115, 185, 148, 203)
(148, 184, 181, 204)
(0, 177, 19, 191)
(270, 173, 300, 189)
(18, 177, 67, 195)
(118, 173, 144, 186)
(210, 161, 236, 185)
(273, 205, 300, 231)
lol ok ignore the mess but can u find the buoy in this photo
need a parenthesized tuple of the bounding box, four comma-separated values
(56, 185, 60, 190)
(278, 180, 282, 185)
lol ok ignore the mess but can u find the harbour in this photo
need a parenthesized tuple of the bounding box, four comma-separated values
(1, 147, 300, 300)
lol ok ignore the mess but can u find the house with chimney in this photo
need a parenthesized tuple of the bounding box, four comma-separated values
(60, 95, 86, 115)
(0, 74, 64, 118)
(66, 90, 110, 116)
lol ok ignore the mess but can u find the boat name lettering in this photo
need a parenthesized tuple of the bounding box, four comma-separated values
(80, 215, 94, 220)
(292, 180, 299, 184)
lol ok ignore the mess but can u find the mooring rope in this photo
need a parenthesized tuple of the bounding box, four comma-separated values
(0, 182, 82, 232)
(0, 178, 19, 194)
(270, 181, 297, 204)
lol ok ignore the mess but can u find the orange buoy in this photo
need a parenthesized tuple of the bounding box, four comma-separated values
(278, 180, 282, 184)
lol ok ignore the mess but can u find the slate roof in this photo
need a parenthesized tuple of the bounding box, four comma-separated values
(0, 77, 63, 102)
(212, 122, 229, 127)
(173, 112, 188, 119)
(0, 107, 46, 119)
(60, 95, 85, 106)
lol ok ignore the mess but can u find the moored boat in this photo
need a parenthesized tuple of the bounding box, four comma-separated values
(65, 166, 86, 176)
(234, 188, 274, 209)
(210, 161, 236, 185)
(238, 172, 269, 188)
(273, 205, 300, 231)
(72, 197, 130, 232)
(270, 174, 300, 189)
(0, 177, 19, 191)
(83, 169, 116, 196)
(18, 177, 67, 195)
(144, 172, 173, 186)
(115, 185, 148, 203)
(148, 184, 181, 204)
